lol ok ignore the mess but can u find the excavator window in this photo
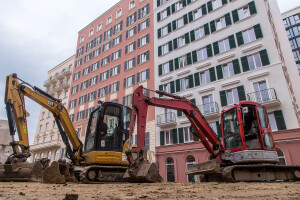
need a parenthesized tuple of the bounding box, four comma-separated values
(85, 110, 99, 152)
(242, 105, 260, 149)
(223, 108, 242, 150)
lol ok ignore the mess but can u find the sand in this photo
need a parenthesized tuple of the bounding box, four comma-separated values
(0, 181, 299, 200)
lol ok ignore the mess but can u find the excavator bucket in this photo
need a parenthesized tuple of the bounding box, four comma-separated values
(43, 160, 77, 184)
(123, 158, 163, 183)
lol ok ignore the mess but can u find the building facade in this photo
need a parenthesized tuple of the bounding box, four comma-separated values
(282, 5, 300, 75)
(154, 0, 300, 182)
(69, 0, 156, 157)
(0, 120, 12, 164)
(30, 55, 74, 163)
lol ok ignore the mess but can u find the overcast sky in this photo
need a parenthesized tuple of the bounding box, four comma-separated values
(0, 0, 299, 144)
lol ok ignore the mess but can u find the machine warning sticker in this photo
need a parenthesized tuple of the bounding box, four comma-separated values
(122, 153, 128, 161)
(101, 140, 105, 147)
(23, 126, 27, 133)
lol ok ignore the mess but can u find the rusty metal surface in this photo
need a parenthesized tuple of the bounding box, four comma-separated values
(187, 159, 221, 175)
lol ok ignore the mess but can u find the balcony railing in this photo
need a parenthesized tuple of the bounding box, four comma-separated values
(157, 112, 176, 127)
(247, 88, 278, 103)
(197, 102, 219, 115)
(43, 79, 51, 87)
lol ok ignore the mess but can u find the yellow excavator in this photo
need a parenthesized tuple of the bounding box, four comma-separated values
(1, 73, 162, 183)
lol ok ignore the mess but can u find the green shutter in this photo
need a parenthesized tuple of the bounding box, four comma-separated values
(167, 6, 171, 16)
(213, 41, 219, 55)
(190, 98, 196, 105)
(207, 44, 213, 57)
(204, 23, 210, 35)
(193, 132, 200, 141)
(225, 13, 232, 26)
(158, 46, 162, 56)
(183, 0, 187, 7)
(194, 72, 200, 86)
(241, 56, 250, 72)
(168, 22, 172, 32)
(233, 59, 241, 74)
(216, 121, 222, 138)
(172, 129, 178, 144)
(207, 1, 213, 12)
(254, 24, 263, 39)
(210, 20, 216, 33)
(177, 111, 183, 117)
(274, 110, 287, 130)
(232, 9, 239, 23)
(187, 52, 192, 65)
(172, 20, 177, 30)
(157, 0, 160, 7)
(202, 4, 207, 15)
(209, 67, 216, 82)
(220, 90, 228, 107)
(158, 64, 162, 76)
(236, 31, 244, 46)
(178, 128, 184, 143)
(171, 3, 176, 13)
(188, 11, 193, 22)
(183, 14, 188, 25)
(158, 28, 162, 38)
(187, 0, 191, 4)
(159, 85, 163, 97)
(174, 57, 179, 70)
(170, 81, 175, 93)
(157, 13, 161, 22)
(160, 131, 164, 145)
(222, 0, 228, 5)
(176, 79, 181, 92)
(237, 85, 246, 101)
(260, 49, 270, 66)
(185, 32, 190, 44)
(169, 60, 174, 71)
(168, 40, 173, 51)
(229, 35, 236, 49)
(192, 50, 198, 63)
(188, 74, 194, 88)
(249, 1, 257, 15)
(190, 30, 195, 42)
(173, 39, 178, 50)
(216, 65, 223, 80)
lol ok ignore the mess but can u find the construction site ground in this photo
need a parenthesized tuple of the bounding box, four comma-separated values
(0, 181, 300, 200)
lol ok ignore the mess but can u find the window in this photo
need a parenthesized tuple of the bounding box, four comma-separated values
(84, 53, 92, 63)
(80, 36, 84, 43)
(100, 70, 109, 82)
(123, 75, 135, 88)
(89, 29, 94, 37)
(65, 90, 68, 98)
(226, 88, 239, 105)
(97, 23, 102, 31)
(69, 99, 77, 109)
(238, 5, 250, 20)
(89, 76, 98, 86)
(183, 127, 193, 143)
(123, 94, 133, 106)
(80, 80, 89, 90)
(253, 81, 269, 103)
(163, 82, 171, 93)
(113, 35, 122, 46)
(177, 35, 186, 48)
(137, 51, 149, 64)
(82, 66, 90, 76)
(39, 125, 43, 133)
(137, 69, 150, 83)
(186, 155, 197, 182)
(54, 150, 59, 161)
(76, 46, 84, 57)
(139, 4, 149, 19)
(216, 16, 226, 31)
(127, 26, 136, 38)
(107, 16, 112, 25)
(165, 130, 173, 145)
(111, 49, 121, 61)
(75, 59, 82, 68)
(202, 94, 215, 114)
(179, 55, 187, 68)
(116, 9, 122, 18)
(218, 38, 230, 53)
(76, 110, 86, 121)
(98, 86, 108, 98)
(138, 19, 149, 32)
(103, 42, 111, 52)
(193, 7, 203, 20)
(195, 26, 205, 40)
(114, 22, 122, 34)
(45, 123, 49, 131)
(109, 81, 119, 93)
(242, 28, 256, 44)
(101, 55, 110, 66)
(104, 28, 112, 40)
(223, 62, 234, 78)
(41, 112, 45, 120)
(180, 77, 189, 91)
(86, 40, 94, 52)
(93, 48, 101, 57)
(196, 47, 208, 61)
(125, 58, 136, 70)
(162, 62, 170, 75)
(212, 0, 222, 10)
(71, 85, 79, 95)
(91, 61, 99, 72)
(166, 157, 175, 182)
(138, 34, 149, 47)
(78, 95, 87, 105)
(160, 9, 168, 20)
(158, 0, 169, 6)
(129, 1, 135, 9)
(110, 65, 120, 77)
(174, 1, 183, 12)
(52, 120, 56, 129)
(126, 42, 136, 54)
(247, 52, 263, 70)
(161, 25, 169, 37)
(73, 72, 80, 82)
(128, 12, 136, 26)
(268, 110, 286, 131)
(77, 127, 82, 137)
(176, 17, 184, 29)
(200, 69, 211, 85)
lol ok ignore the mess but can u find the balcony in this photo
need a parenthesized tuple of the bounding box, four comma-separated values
(59, 80, 71, 89)
(30, 140, 60, 151)
(49, 74, 59, 84)
(43, 79, 51, 87)
(197, 102, 220, 120)
(157, 112, 176, 128)
(247, 88, 280, 107)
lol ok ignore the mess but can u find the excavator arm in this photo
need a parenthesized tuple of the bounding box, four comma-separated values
(4, 73, 83, 165)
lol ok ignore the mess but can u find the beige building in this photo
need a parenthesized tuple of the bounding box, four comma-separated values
(0, 120, 12, 164)
(30, 55, 75, 163)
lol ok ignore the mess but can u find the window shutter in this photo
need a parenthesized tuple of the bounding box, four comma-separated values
(210, 20, 216, 33)
(169, 60, 174, 71)
(157, 0, 160, 7)
(229, 35, 236, 49)
(160, 131, 164, 146)
(237, 85, 246, 101)
(138, 8, 142, 20)
(188, 11, 193, 22)
(122, 96, 125, 105)
(202, 4, 207, 15)
(220, 90, 228, 107)
(110, 68, 113, 77)
(123, 78, 126, 88)
(170, 81, 175, 93)
(168, 22, 172, 32)
(172, 129, 178, 144)
(138, 23, 141, 32)
(109, 84, 112, 93)
(146, 69, 150, 80)
(232, 9, 239, 23)
(167, 6, 171, 16)
(183, 14, 188, 25)
(137, 38, 141, 48)
(190, 30, 195, 42)
(188, 74, 194, 88)
(192, 50, 198, 63)
(126, 17, 129, 27)
(134, 12, 137, 22)
(177, 111, 183, 117)
(137, 55, 140, 65)
(174, 57, 179, 70)
(120, 21, 123, 31)
(99, 73, 103, 82)
(147, 34, 150, 43)
(125, 45, 128, 54)
(134, 26, 137, 34)
(233, 59, 241, 74)
(176, 79, 181, 92)
(216, 121, 222, 138)
(207, 44, 213, 57)
(204, 23, 210, 35)
(158, 46, 162, 56)
(249, 1, 257, 15)
(171, 3, 176, 13)
(185, 32, 190, 44)
(222, 0, 228, 5)
(172, 20, 177, 30)
(209, 67, 216, 82)
(187, 52, 192, 65)
(137, 72, 140, 83)
(158, 28, 161, 38)
(207, 1, 213, 12)
(194, 72, 200, 86)
(133, 41, 136, 50)
(183, 0, 187, 7)
(274, 110, 287, 130)
(117, 65, 120, 73)
(236, 31, 244, 46)
(260, 49, 270, 66)
(213, 41, 219, 55)
(158, 64, 162, 76)
(173, 39, 178, 50)
(159, 85, 163, 97)
(187, 0, 191, 4)
(132, 74, 135, 85)
(225, 13, 232, 26)
(178, 128, 184, 143)
(146, 51, 150, 61)
(241, 56, 250, 72)
(133, 57, 136, 67)
(168, 40, 173, 51)
(216, 65, 223, 80)
(193, 132, 199, 141)
(254, 24, 263, 39)
(124, 61, 127, 70)
(116, 81, 119, 91)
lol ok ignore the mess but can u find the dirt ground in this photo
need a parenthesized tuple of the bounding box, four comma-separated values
(0, 182, 299, 200)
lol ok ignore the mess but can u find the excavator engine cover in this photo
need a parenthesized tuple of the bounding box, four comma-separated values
(123, 158, 163, 183)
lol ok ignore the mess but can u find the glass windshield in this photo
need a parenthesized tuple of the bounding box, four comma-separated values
(123, 106, 132, 131)
(85, 110, 99, 152)
(257, 106, 269, 128)
(223, 108, 242, 150)
(242, 105, 260, 148)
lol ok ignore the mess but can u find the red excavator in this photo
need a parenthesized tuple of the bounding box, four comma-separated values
(124, 85, 300, 182)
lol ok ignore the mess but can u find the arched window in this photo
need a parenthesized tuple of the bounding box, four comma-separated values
(47, 151, 51, 161)
(54, 150, 59, 161)
(166, 157, 175, 182)
(40, 152, 44, 159)
(277, 148, 286, 165)
(33, 154, 37, 162)
(186, 155, 197, 182)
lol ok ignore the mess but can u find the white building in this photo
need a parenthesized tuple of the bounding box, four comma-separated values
(30, 55, 74, 163)
(0, 120, 12, 164)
